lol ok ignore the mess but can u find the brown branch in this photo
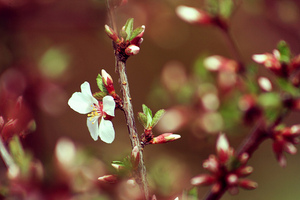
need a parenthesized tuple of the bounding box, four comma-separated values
(114, 47, 149, 200)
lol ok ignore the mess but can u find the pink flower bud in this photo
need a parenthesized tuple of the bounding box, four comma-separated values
(258, 77, 272, 92)
(104, 25, 121, 43)
(238, 153, 249, 165)
(283, 141, 297, 155)
(98, 174, 118, 183)
(190, 174, 216, 186)
(204, 56, 238, 72)
(151, 133, 181, 144)
(236, 166, 253, 177)
(203, 155, 219, 173)
(226, 174, 238, 186)
(125, 45, 140, 56)
(238, 179, 258, 190)
(176, 5, 212, 25)
(216, 133, 230, 163)
(252, 52, 282, 75)
(101, 69, 115, 95)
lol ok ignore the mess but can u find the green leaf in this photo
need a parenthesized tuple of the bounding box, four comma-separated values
(96, 74, 108, 93)
(142, 104, 152, 117)
(119, 26, 127, 41)
(151, 109, 165, 127)
(9, 136, 32, 176)
(146, 112, 152, 128)
(111, 160, 125, 166)
(219, 0, 234, 18)
(129, 26, 144, 41)
(124, 18, 134, 41)
(138, 112, 148, 128)
(277, 40, 291, 63)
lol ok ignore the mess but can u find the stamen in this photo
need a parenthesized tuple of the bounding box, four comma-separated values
(87, 104, 102, 123)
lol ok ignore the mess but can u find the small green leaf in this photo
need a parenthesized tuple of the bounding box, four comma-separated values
(277, 40, 291, 63)
(142, 104, 153, 118)
(138, 112, 148, 128)
(124, 18, 134, 41)
(151, 109, 165, 127)
(9, 136, 32, 176)
(146, 112, 152, 128)
(112, 160, 125, 166)
(96, 74, 108, 93)
(219, 0, 234, 18)
(119, 26, 127, 40)
(129, 26, 144, 41)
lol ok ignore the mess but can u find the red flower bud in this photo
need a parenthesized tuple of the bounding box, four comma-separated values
(150, 133, 181, 144)
(238, 179, 258, 190)
(98, 174, 118, 183)
(203, 155, 219, 173)
(190, 174, 216, 186)
(104, 25, 121, 43)
(101, 69, 115, 96)
(176, 6, 212, 25)
(125, 45, 140, 56)
(216, 133, 230, 163)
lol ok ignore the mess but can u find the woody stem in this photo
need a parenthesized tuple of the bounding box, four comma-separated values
(114, 48, 149, 200)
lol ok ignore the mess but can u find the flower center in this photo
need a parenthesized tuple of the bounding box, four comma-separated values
(87, 102, 103, 124)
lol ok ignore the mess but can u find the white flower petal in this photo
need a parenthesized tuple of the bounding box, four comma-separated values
(80, 82, 98, 105)
(99, 119, 115, 143)
(68, 92, 94, 114)
(87, 117, 99, 141)
(68, 82, 98, 114)
(103, 96, 115, 117)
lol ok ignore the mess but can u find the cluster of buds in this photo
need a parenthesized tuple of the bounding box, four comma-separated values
(137, 104, 181, 147)
(252, 41, 300, 86)
(105, 18, 145, 58)
(271, 125, 300, 167)
(191, 133, 257, 195)
(252, 49, 283, 76)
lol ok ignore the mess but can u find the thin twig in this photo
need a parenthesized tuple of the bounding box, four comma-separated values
(114, 52, 149, 200)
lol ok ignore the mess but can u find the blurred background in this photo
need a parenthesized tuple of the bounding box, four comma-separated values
(0, 0, 300, 199)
